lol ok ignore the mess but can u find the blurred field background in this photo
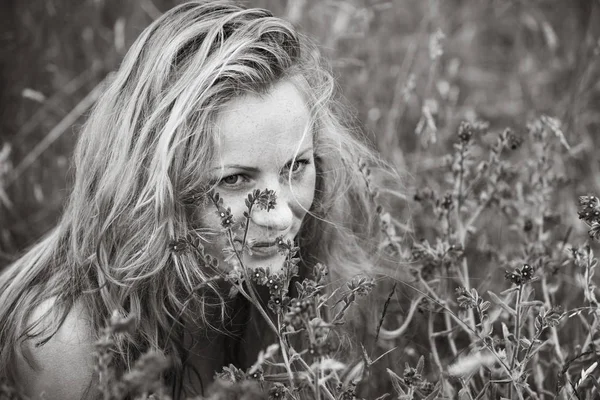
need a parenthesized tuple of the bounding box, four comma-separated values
(1, 0, 600, 397)
(1, 0, 599, 265)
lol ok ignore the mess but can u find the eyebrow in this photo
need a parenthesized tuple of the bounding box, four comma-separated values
(210, 147, 314, 172)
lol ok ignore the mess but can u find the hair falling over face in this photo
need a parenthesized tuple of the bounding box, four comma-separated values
(0, 1, 396, 397)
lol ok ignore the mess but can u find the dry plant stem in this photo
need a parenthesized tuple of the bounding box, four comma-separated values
(382, 14, 428, 155)
(459, 378, 475, 400)
(416, 275, 513, 376)
(16, 66, 100, 144)
(576, 313, 598, 354)
(226, 231, 277, 337)
(455, 180, 498, 334)
(443, 311, 458, 356)
(540, 276, 565, 364)
(378, 294, 424, 340)
(291, 351, 335, 400)
(428, 312, 449, 397)
(525, 317, 544, 394)
(224, 231, 296, 388)
(458, 258, 476, 332)
(509, 285, 524, 400)
(510, 285, 524, 371)
(455, 143, 467, 214)
(274, 314, 302, 398)
(518, 323, 544, 378)
(383, 39, 418, 150)
(8, 76, 107, 186)
(417, 275, 474, 339)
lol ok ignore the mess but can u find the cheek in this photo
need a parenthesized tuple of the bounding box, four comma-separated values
(292, 166, 316, 218)
(196, 196, 245, 230)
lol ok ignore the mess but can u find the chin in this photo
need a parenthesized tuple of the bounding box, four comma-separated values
(244, 253, 287, 273)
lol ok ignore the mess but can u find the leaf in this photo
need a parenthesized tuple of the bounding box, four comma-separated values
(387, 368, 407, 396)
(520, 300, 544, 307)
(519, 338, 532, 349)
(312, 358, 346, 372)
(501, 322, 511, 341)
(488, 291, 517, 316)
(458, 387, 471, 400)
(448, 352, 497, 377)
(480, 300, 491, 313)
(342, 360, 365, 386)
(499, 286, 520, 295)
(423, 386, 441, 400)
(591, 377, 600, 393)
(361, 344, 372, 365)
(416, 355, 425, 375)
(228, 285, 239, 298)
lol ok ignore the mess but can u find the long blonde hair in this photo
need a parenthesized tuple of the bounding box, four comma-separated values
(0, 0, 387, 393)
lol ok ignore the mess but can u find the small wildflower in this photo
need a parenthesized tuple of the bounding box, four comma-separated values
(168, 238, 189, 254)
(314, 262, 328, 284)
(284, 299, 313, 328)
(457, 121, 473, 144)
(505, 270, 522, 285)
(348, 276, 375, 296)
(268, 382, 286, 399)
(520, 263, 534, 280)
(578, 195, 600, 224)
(268, 295, 290, 313)
(403, 365, 422, 386)
(419, 380, 436, 395)
(505, 263, 536, 285)
(246, 366, 264, 381)
(257, 188, 277, 211)
(589, 222, 600, 241)
(429, 28, 445, 61)
(275, 236, 298, 256)
(339, 382, 357, 400)
(217, 207, 234, 228)
(413, 187, 435, 203)
(215, 364, 246, 383)
(440, 193, 453, 210)
(535, 306, 563, 331)
(506, 129, 523, 150)
(250, 267, 268, 285)
(209, 191, 235, 229)
(265, 273, 284, 292)
(456, 287, 476, 309)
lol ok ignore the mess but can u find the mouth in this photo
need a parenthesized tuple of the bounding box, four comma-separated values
(250, 244, 279, 257)
(234, 238, 281, 257)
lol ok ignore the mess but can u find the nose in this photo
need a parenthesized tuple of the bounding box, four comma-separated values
(250, 188, 293, 233)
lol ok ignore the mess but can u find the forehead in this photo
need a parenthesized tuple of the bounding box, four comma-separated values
(213, 80, 312, 167)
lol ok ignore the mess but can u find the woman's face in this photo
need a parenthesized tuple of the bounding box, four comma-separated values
(199, 79, 316, 273)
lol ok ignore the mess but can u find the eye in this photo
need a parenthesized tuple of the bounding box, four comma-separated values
(221, 174, 241, 185)
(285, 159, 311, 175)
(291, 160, 304, 172)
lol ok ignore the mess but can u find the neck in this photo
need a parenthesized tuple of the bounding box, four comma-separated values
(180, 292, 278, 396)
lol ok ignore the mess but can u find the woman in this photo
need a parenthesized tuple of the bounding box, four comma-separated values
(0, 1, 390, 398)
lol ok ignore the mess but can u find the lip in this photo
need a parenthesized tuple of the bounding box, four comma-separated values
(250, 244, 280, 257)
(234, 238, 281, 257)
(252, 240, 278, 248)
(234, 238, 279, 247)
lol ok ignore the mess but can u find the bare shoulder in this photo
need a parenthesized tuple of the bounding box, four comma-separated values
(15, 296, 97, 400)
